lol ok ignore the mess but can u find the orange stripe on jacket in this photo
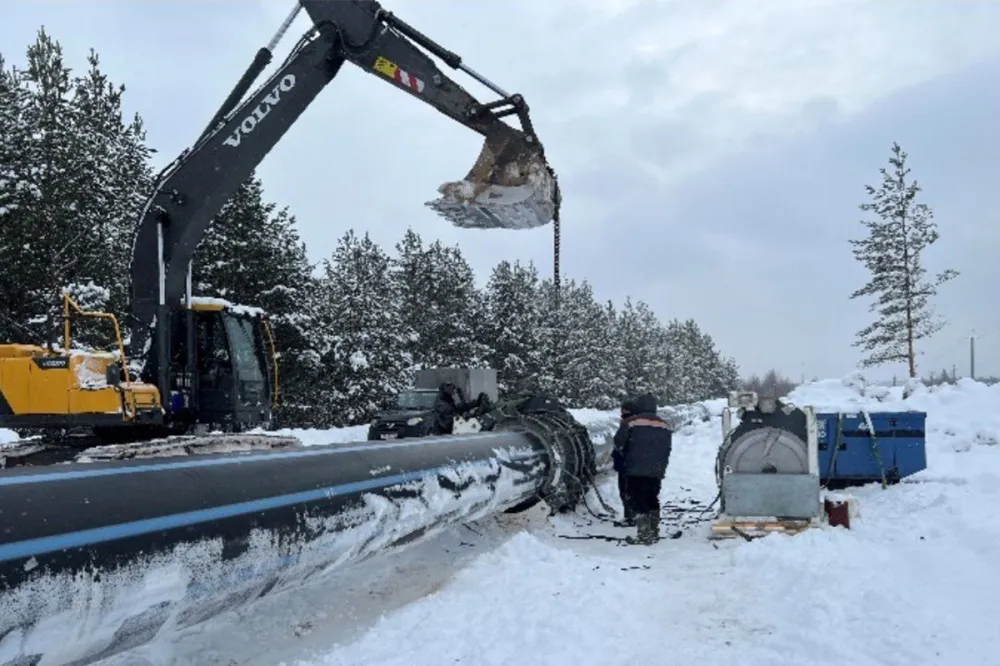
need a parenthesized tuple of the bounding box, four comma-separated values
(626, 417, 670, 429)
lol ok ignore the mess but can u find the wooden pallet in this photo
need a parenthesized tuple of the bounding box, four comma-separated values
(709, 516, 818, 541)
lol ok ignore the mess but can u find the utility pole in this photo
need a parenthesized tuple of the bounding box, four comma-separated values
(970, 335, 976, 380)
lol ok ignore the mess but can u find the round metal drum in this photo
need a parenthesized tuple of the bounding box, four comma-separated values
(721, 426, 809, 475)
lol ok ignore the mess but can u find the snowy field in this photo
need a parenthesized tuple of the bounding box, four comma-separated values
(2, 375, 999, 665)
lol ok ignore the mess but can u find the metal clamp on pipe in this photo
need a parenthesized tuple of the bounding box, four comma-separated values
(480, 395, 600, 513)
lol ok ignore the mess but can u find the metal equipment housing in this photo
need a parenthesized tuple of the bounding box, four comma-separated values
(711, 391, 823, 539)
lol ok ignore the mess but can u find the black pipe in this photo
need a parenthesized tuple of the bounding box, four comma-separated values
(0, 404, 599, 666)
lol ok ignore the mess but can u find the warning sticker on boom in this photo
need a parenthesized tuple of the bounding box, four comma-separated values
(373, 56, 426, 94)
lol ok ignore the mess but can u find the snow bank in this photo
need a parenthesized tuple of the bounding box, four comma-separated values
(6, 377, 1000, 665)
(285, 375, 1000, 666)
(263, 425, 371, 446)
(0, 429, 17, 446)
(787, 373, 1000, 480)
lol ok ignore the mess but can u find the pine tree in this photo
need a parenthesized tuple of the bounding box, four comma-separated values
(535, 279, 561, 398)
(391, 228, 486, 375)
(617, 298, 668, 400)
(0, 54, 36, 343)
(426, 240, 489, 367)
(0, 30, 152, 349)
(537, 278, 600, 405)
(662, 318, 737, 403)
(2, 29, 82, 344)
(481, 260, 545, 397)
(70, 48, 153, 320)
(314, 230, 410, 426)
(849, 142, 958, 377)
(592, 300, 627, 409)
(191, 172, 322, 427)
(392, 228, 428, 371)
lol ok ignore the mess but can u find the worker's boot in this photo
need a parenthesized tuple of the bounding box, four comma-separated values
(625, 514, 655, 545)
(648, 507, 661, 544)
(614, 505, 636, 528)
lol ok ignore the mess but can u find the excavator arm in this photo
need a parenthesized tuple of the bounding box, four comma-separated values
(129, 0, 560, 408)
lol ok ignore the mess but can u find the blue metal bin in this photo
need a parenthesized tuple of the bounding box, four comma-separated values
(816, 411, 927, 488)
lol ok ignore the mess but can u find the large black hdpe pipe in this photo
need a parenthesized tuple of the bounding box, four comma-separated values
(0, 400, 606, 666)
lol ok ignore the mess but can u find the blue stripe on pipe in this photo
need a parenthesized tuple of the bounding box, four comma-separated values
(0, 432, 522, 487)
(0, 450, 543, 564)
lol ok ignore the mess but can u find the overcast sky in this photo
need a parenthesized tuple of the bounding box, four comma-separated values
(3, 0, 999, 382)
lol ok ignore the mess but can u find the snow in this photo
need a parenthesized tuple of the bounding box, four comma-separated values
(256, 425, 371, 446)
(71, 351, 113, 389)
(271, 376, 1000, 666)
(348, 350, 369, 371)
(188, 295, 265, 318)
(6, 376, 1000, 665)
(63, 281, 112, 311)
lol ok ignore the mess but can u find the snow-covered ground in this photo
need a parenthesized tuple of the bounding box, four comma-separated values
(4, 375, 999, 665)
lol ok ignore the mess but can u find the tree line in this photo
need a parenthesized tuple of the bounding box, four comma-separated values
(0, 28, 744, 428)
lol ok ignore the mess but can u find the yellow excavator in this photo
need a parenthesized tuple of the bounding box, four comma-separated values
(0, 0, 560, 447)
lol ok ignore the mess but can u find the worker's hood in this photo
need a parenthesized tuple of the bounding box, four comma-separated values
(632, 393, 658, 415)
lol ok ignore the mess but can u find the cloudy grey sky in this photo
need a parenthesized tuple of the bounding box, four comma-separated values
(3, 0, 999, 382)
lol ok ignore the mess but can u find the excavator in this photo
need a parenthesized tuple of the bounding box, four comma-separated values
(0, 0, 560, 456)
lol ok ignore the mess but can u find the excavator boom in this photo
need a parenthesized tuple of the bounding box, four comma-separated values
(127, 0, 559, 427)
(299, 0, 559, 230)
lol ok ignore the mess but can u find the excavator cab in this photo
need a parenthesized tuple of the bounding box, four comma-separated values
(167, 298, 278, 432)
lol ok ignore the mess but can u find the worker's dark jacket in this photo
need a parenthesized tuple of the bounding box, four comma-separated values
(432, 390, 479, 435)
(612, 394, 672, 478)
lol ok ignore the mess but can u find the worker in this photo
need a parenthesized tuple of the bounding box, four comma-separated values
(431, 382, 485, 435)
(612, 392, 673, 545)
(612, 400, 637, 527)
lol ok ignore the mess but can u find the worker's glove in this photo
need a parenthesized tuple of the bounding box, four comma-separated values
(612, 450, 625, 472)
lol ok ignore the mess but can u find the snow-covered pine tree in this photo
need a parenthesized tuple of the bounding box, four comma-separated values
(617, 298, 668, 401)
(534, 278, 561, 398)
(0, 54, 35, 343)
(2, 30, 84, 343)
(0, 30, 152, 349)
(390, 228, 486, 376)
(647, 318, 674, 405)
(314, 230, 410, 426)
(592, 299, 627, 409)
(424, 240, 490, 368)
(663, 318, 739, 403)
(70, 48, 153, 321)
(539, 278, 615, 407)
(849, 142, 958, 377)
(712, 351, 741, 398)
(481, 259, 545, 397)
(693, 328, 740, 399)
(191, 172, 322, 428)
(663, 318, 699, 404)
(391, 228, 429, 372)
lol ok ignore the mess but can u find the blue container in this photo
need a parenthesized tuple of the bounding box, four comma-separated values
(816, 411, 927, 487)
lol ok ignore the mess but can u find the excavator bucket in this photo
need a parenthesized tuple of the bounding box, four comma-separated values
(426, 130, 558, 230)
